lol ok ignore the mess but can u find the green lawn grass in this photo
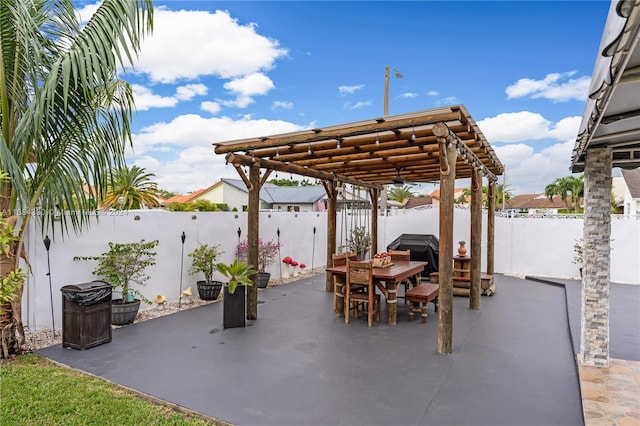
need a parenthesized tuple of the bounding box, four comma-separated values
(0, 354, 220, 425)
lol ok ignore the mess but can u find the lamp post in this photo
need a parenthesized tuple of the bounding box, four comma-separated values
(383, 66, 403, 117)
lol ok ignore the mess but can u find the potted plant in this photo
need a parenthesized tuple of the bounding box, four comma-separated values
(572, 238, 584, 277)
(237, 238, 281, 288)
(75, 240, 158, 325)
(188, 243, 225, 300)
(215, 259, 256, 329)
(340, 226, 371, 260)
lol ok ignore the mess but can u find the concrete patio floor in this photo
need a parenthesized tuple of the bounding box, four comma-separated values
(37, 274, 637, 426)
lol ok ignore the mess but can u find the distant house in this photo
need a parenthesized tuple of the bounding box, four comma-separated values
(506, 194, 577, 214)
(620, 168, 640, 216)
(404, 196, 434, 209)
(165, 178, 327, 212)
(429, 188, 469, 205)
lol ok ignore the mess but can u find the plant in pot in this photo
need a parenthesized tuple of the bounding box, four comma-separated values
(215, 259, 256, 329)
(572, 238, 584, 278)
(340, 226, 371, 260)
(75, 240, 158, 325)
(237, 238, 281, 288)
(188, 243, 225, 300)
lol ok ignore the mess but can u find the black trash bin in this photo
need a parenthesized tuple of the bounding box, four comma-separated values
(387, 234, 439, 279)
(61, 280, 112, 350)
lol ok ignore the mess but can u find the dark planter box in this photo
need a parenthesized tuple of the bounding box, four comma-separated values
(223, 284, 246, 329)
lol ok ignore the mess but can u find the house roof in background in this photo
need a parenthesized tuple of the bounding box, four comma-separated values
(507, 194, 576, 209)
(263, 185, 326, 204)
(405, 196, 434, 209)
(621, 168, 640, 197)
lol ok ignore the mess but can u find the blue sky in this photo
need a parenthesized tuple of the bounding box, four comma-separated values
(77, 1, 612, 195)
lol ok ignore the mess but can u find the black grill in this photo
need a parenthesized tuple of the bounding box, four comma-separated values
(387, 234, 439, 278)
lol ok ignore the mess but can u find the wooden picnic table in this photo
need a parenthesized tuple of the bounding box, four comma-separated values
(326, 260, 427, 325)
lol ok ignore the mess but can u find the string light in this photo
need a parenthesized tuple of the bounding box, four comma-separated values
(375, 132, 380, 145)
(275, 147, 280, 159)
(336, 137, 341, 149)
(308, 143, 312, 155)
(411, 125, 416, 141)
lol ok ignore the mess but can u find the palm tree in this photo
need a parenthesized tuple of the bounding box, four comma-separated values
(102, 166, 160, 209)
(544, 175, 584, 212)
(387, 186, 414, 204)
(0, 0, 153, 357)
(456, 184, 513, 209)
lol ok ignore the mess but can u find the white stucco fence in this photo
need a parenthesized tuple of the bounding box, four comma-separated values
(21, 207, 639, 330)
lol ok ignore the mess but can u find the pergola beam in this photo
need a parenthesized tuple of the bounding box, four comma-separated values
(225, 153, 383, 190)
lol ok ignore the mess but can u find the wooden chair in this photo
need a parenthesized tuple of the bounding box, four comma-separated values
(345, 260, 380, 327)
(332, 253, 365, 315)
(389, 249, 412, 303)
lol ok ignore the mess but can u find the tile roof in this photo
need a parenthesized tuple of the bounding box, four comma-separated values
(404, 196, 434, 209)
(506, 194, 575, 209)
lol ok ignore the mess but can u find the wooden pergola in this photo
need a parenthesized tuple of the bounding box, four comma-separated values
(214, 105, 504, 354)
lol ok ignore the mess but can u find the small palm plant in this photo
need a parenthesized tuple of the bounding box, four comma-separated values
(215, 259, 256, 294)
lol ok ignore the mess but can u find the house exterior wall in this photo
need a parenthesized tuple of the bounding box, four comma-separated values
(270, 202, 317, 212)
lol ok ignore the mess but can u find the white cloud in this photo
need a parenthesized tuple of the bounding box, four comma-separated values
(175, 84, 208, 101)
(128, 114, 309, 192)
(426, 91, 439, 96)
(343, 100, 372, 110)
(220, 72, 275, 107)
(132, 84, 178, 111)
(338, 85, 365, 96)
(399, 92, 417, 99)
(435, 96, 457, 106)
(129, 8, 288, 84)
(201, 101, 222, 115)
(75, 2, 100, 24)
(477, 111, 581, 143)
(506, 71, 590, 102)
(271, 101, 294, 110)
(495, 140, 575, 194)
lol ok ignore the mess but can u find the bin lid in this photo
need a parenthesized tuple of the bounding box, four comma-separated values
(61, 280, 111, 292)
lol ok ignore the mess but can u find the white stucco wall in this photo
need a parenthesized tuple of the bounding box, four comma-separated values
(21, 208, 639, 330)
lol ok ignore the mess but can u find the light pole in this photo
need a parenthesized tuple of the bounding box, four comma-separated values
(383, 66, 403, 117)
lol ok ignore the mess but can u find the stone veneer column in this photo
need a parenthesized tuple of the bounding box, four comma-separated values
(580, 147, 612, 367)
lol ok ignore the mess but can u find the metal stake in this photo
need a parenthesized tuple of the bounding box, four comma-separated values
(179, 232, 186, 309)
(277, 228, 281, 281)
(44, 236, 55, 337)
(311, 226, 316, 273)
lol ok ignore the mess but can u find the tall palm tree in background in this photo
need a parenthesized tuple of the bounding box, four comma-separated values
(0, 0, 153, 357)
(103, 165, 160, 209)
(544, 175, 584, 212)
(456, 184, 513, 209)
(387, 186, 414, 203)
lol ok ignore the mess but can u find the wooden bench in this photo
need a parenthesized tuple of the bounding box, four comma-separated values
(405, 283, 439, 323)
(429, 272, 495, 296)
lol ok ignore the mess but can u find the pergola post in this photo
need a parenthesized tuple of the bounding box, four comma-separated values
(325, 181, 338, 293)
(581, 147, 612, 367)
(486, 180, 496, 275)
(246, 164, 261, 320)
(469, 168, 482, 309)
(434, 123, 457, 355)
(369, 188, 379, 256)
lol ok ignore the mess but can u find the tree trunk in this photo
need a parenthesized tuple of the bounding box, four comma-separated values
(0, 250, 22, 358)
